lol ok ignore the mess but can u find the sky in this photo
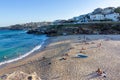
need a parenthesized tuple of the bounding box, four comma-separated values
(0, 0, 120, 27)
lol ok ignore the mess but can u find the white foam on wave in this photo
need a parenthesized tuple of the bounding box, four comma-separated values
(0, 41, 45, 66)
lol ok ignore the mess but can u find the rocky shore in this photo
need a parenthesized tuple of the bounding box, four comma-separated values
(27, 22, 120, 36)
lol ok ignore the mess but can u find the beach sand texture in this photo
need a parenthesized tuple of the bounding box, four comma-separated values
(0, 35, 120, 80)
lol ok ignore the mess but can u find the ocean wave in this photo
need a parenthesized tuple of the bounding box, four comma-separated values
(0, 41, 45, 66)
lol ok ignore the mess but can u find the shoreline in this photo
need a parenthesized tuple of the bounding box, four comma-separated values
(0, 37, 50, 68)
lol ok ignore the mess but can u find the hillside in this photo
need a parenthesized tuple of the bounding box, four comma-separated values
(8, 22, 52, 30)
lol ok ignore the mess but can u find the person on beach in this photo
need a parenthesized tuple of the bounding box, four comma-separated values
(96, 68, 102, 76)
(96, 68, 106, 78)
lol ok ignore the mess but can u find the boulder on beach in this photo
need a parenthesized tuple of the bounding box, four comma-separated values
(1, 71, 41, 80)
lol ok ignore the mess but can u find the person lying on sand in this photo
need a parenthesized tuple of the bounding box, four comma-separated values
(96, 68, 106, 78)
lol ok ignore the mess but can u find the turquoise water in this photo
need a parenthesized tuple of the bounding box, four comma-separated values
(0, 30, 47, 65)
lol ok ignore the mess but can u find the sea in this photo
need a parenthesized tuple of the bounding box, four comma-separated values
(0, 30, 47, 65)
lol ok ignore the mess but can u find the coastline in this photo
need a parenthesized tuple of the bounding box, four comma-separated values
(0, 36, 50, 68)
(0, 35, 120, 80)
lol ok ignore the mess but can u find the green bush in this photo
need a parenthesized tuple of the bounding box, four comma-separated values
(115, 7, 120, 13)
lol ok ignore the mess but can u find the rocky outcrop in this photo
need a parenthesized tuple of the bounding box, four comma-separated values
(26, 23, 120, 36)
(27, 29, 43, 34)
(27, 27, 57, 36)
(0, 71, 41, 80)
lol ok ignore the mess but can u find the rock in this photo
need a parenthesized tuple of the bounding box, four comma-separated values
(4, 71, 41, 80)
(27, 29, 42, 34)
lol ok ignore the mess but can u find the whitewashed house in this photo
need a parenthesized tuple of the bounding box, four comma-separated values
(90, 14, 105, 20)
(105, 13, 120, 21)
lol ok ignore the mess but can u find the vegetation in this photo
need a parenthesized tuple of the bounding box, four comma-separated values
(27, 22, 120, 36)
(115, 7, 120, 14)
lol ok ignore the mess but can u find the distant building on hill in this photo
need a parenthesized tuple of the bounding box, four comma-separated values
(105, 13, 119, 21)
(90, 14, 105, 20)
(52, 7, 120, 25)
(90, 13, 119, 21)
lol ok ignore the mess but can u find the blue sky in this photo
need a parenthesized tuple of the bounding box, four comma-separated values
(0, 0, 120, 27)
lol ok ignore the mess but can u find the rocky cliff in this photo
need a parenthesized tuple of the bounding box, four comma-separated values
(27, 22, 120, 36)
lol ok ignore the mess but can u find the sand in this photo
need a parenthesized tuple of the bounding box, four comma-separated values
(0, 35, 120, 80)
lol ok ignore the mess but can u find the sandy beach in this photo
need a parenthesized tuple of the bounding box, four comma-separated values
(0, 35, 120, 80)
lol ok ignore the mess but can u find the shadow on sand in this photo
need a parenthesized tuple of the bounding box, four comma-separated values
(87, 72, 100, 79)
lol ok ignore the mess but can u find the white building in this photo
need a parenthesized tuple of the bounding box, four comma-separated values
(105, 13, 120, 21)
(90, 14, 105, 20)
